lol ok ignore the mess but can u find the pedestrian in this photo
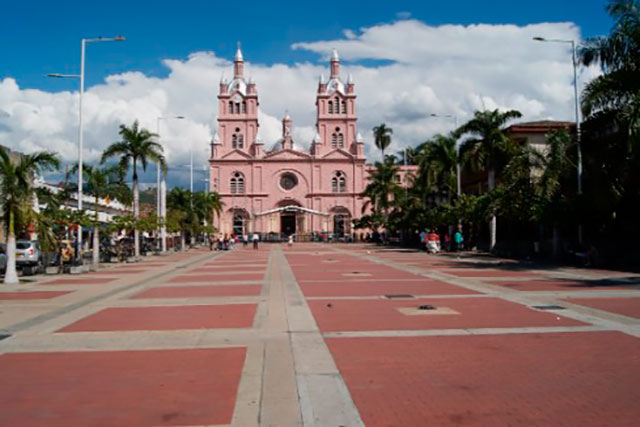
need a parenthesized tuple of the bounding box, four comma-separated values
(252, 232, 260, 250)
(419, 229, 427, 251)
(444, 232, 451, 251)
(243, 233, 249, 248)
(454, 229, 463, 252)
(217, 234, 224, 251)
(288, 234, 294, 247)
(426, 230, 440, 254)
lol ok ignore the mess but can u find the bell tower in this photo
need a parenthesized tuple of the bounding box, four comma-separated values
(214, 43, 260, 158)
(312, 49, 363, 158)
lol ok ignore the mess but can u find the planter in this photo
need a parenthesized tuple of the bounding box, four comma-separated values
(69, 266, 84, 275)
(45, 266, 60, 275)
(126, 257, 138, 263)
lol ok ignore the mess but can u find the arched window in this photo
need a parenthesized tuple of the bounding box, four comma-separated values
(341, 100, 347, 114)
(328, 101, 333, 114)
(232, 128, 244, 149)
(337, 133, 344, 148)
(235, 102, 240, 114)
(228, 101, 233, 114)
(230, 172, 245, 194)
(334, 97, 339, 114)
(331, 133, 338, 148)
(242, 101, 247, 113)
(331, 171, 346, 193)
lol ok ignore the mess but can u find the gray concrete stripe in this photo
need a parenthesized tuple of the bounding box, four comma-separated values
(2, 250, 223, 335)
(322, 325, 609, 338)
(275, 246, 365, 427)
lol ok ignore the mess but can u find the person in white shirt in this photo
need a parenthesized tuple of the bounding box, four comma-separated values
(252, 233, 259, 250)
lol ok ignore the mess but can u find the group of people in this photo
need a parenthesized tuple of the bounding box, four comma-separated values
(209, 232, 261, 251)
(419, 228, 464, 254)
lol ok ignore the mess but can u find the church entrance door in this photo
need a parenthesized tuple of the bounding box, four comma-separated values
(281, 212, 296, 236)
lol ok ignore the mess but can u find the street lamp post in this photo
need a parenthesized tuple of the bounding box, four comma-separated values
(48, 35, 124, 262)
(156, 115, 184, 253)
(533, 36, 583, 243)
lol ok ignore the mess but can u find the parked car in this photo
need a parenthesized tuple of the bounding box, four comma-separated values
(0, 243, 7, 274)
(16, 240, 45, 274)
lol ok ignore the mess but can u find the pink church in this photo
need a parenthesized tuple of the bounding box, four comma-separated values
(209, 46, 411, 236)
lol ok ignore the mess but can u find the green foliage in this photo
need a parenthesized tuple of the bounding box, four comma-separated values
(373, 123, 393, 158)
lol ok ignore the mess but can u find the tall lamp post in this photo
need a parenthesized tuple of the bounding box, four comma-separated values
(157, 116, 184, 252)
(533, 36, 583, 243)
(48, 35, 125, 262)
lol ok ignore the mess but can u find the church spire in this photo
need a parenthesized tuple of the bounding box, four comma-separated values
(330, 48, 340, 78)
(234, 41, 244, 78)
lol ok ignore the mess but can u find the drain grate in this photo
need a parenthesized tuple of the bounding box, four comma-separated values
(385, 294, 415, 299)
(0, 334, 11, 342)
(418, 305, 436, 310)
(532, 305, 566, 310)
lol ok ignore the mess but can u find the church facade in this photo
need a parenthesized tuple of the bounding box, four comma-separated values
(209, 46, 410, 236)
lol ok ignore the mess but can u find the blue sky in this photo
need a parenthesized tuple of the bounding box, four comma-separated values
(0, 1, 612, 188)
(3, 0, 611, 91)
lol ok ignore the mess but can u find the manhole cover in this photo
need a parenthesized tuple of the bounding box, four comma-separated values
(385, 294, 415, 299)
(532, 305, 566, 310)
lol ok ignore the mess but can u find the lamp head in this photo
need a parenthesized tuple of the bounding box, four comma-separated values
(533, 37, 546, 41)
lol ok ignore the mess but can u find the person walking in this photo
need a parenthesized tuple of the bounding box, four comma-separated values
(252, 232, 260, 250)
(288, 234, 294, 247)
(243, 233, 249, 248)
(454, 229, 464, 252)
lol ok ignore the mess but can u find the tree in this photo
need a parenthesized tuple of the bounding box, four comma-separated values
(193, 191, 224, 240)
(101, 121, 165, 258)
(167, 187, 193, 250)
(361, 156, 402, 226)
(416, 133, 459, 204)
(0, 148, 60, 284)
(373, 123, 393, 159)
(69, 163, 131, 269)
(578, 1, 640, 260)
(457, 109, 522, 250)
(580, 0, 640, 147)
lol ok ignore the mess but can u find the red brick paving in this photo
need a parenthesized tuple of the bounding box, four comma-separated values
(41, 277, 116, 285)
(132, 285, 262, 299)
(486, 279, 631, 292)
(0, 291, 71, 300)
(0, 347, 246, 426)
(190, 267, 265, 274)
(565, 297, 640, 319)
(294, 269, 424, 281)
(327, 332, 640, 427)
(300, 281, 478, 297)
(169, 273, 264, 283)
(442, 268, 541, 278)
(58, 304, 257, 332)
(88, 269, 149, 275)
(308, 297, 585, 332)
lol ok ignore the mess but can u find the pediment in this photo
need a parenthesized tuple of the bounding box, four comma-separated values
(321, 149, 353, 160)
(264, 149, 311, 160)
(220, 149, 253, 160)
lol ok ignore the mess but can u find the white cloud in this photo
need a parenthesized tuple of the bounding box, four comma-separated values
(0, 19, 600, 186)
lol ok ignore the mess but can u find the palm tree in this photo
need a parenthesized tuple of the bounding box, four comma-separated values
(167, 187, 193, 250)
(101, 121, 165, 258)
(0, 148, 60, 284)
(457, 109, 522, 250)
(373, 123, 393, 160)
(362, 156, 401, 220)
(580, 0, 640, 137)
(416, 133, 459, 203)
(69, 163, 132, 269)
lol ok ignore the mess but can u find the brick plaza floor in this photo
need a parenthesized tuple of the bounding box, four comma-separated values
(0, 243, 638, 426)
